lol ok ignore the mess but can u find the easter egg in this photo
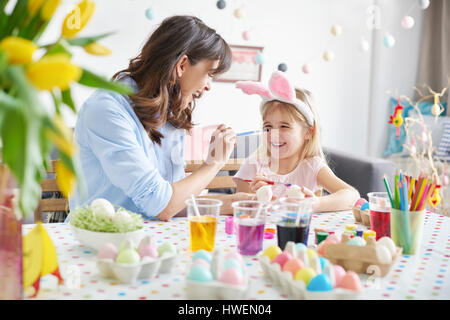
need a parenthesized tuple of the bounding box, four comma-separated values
(294, 267, 317, 285)
(225, 251, 243, 263)
(256, 52, 265, 65)
(339, 271, 362, 292)
(419, 0, 430, 10)
(376, 237, 396, 256)
(158, 242, 177, 257)
(401, 16, 415, 29)
(307, 274, 333, 292)
(91, 198, 115, 220)
(347, 237, 366, 246)
(112, 208, 131, 225)
(138, 243, 158, 259)
(306, 248, 318, 262)
(278, 63, 287, 72)
(193, 249, 212, 263)
(285, 185, 304, 198)
(319, 257, 330, 270)
(256, 185, 272, 203)
(188, 264, 213, 282)
(116, 248, 140, 264)
(322, 262, 335, 287)
(224, 258, 243, 272)
(98, 243, 118, 260)
(262, 245, 282, 262)
(192, 258, 210, 268)
(333, 265, 346, 286)
(383, 34, 395, 48)
(360, 202, 370, 211)
(282, 258, 305, 277)
(375, 244, 392, 264)
(220, 267, 244, 286)
(301, 64, 311, 74)
(323, 51, 334, 62)
(272, 252, 292, 268)
(295, 242, 307, 253)
(354, 198, 367, 207)
(216, 0, 226, 10)
(145, 8, 154, 20)
(330, 24, 342, 36)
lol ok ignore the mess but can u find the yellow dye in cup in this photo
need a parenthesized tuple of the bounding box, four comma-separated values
(188, 216, 217, 252)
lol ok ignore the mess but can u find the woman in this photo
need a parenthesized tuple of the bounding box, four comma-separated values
(69, 15, 253, 221)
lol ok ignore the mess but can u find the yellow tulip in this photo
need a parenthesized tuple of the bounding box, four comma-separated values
(0, 36, 38, 64)
(28, 0, 45, 15)
(46, 115, 77, 157)
(41, 0, 62, 20)
(55, 160, 76, 198)
(61, 0, 96, 39)
(26, 54, 82, 91)
(83, 42, 112, 55)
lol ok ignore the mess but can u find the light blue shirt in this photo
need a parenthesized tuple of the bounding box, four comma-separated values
(68, 77, 186, 218)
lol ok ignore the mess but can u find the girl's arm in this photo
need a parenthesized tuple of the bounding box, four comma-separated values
(311, 166, 360, 212)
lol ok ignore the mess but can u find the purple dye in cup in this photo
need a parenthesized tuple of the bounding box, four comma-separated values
(236, 223, 265, 256)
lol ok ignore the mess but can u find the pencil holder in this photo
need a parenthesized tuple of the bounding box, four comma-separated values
(390, 208, 425, 255)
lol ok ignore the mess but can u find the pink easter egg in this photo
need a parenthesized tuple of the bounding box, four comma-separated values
(220, 267, 244, 286)
(282, 258, 305, 277)
(333, 265, 346, 286)
(325, 234, 340, 244)
(138, 244, 158, 258)
(354, 198, 367, 207)
(192, 258, 210, 268)
(339, 271, 362, 292)
(272, 252, 292, 268)
(225, 251, 243, 263)
(98, 243, 118, 260)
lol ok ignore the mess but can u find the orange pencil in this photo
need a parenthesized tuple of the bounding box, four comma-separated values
(420, 182, 436, 211)
(410, 176, 422, 211)
(413, 177, 428, 211)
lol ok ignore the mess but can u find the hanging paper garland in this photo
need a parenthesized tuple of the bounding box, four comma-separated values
(360, 37, 370, 51)
(301, 64, 311, 74)
(255, 52, 265, 65)
(278, 63, 287, 72)
(322, 51, 334, 62)
(242, 30, 250, 41)
(383, 33, 395, 48)
(401, 16, 415, 29)
(330, 24, 342, 36)
(234, 8, 244, 19)
(217, 0, 226, 9)
(419, 0, 430, 10)
(145, 7, 154, 20)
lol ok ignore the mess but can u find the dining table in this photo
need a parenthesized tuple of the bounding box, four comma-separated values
(23, 209, 450, 300)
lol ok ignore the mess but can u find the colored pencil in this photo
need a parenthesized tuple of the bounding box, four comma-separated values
(416, 182, 429, 212)
(382, 175, 395, 208)
(413, 178, 428, 211)
(394, 172, 399, 210)
(402, 179, 408, 211)
(408, 177, 415, 202)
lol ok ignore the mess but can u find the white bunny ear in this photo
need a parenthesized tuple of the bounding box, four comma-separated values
(236, 81, 273, 100)
(268, 71, 296, 102)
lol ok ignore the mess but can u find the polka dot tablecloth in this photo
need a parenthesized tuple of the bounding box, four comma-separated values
(23, 210, 450, 300)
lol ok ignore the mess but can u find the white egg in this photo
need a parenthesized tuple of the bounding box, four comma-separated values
(91, 198, 115, 220)
(375, 244, 392, 264)
(112, 208, 132, 225)
(376, 237, 396, 256)
(256, 185, 273, 203)
(286, 185, 304, 198)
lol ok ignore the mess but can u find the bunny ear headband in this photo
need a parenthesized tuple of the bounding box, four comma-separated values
(235, 71, 314, 127)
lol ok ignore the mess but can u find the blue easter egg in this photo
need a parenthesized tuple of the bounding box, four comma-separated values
(319, 257, 330, 270)
(256, 52, 265, 65)
(295, 243, 307, 252)
(193, 250, 212, 263)
(360, 202, 369, 211)
(145, 8, 154, 20)
(347, 237, 365, 246)
(187, 264, 213, 282)
(223, 258, 243, 272)
(307, 274, 333, 292)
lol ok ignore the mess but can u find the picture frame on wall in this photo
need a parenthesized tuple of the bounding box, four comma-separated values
(214, 45, 263, 83)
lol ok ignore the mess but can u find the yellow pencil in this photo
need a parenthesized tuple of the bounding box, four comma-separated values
(413, 178, 427, 211)
(408, 177, 415, 202)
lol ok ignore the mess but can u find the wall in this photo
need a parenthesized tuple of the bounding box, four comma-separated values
(39, 0, 425, 158)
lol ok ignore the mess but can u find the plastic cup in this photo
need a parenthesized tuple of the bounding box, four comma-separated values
(274, 197, 314, 249)
(232, 200, 268, 256)
(367, 192, 391, 240)
(390, 208, 424, 254)
(185, 198, 222, 252)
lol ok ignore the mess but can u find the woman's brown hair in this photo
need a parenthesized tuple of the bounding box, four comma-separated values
(113, 15, 232, 145)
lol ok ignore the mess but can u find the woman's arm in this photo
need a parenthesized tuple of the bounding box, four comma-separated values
(312, 166, 360, 212)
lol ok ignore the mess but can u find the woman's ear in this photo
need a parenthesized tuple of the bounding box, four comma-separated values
(175, 54, 189, 78)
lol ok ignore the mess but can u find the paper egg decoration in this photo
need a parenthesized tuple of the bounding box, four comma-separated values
(256, 52, 265, 65)
(242, 30, 250, 41)
(323, 51, 334, 62)
(278, 63, 288, 72)
(419, 0, 430, 10)
(383, 34, 395, 48)
(188, 264, 213, 282)
(301, 64, 311, 74)
(330, 24, 342, 36)
(234, 8, 244, 19)
(216, 0, 226, 9)
(145, 8, 154, 20)
(401, 16, 415, 29)
(360, 38, 370, 52)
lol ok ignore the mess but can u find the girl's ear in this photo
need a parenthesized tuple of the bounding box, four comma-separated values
(175, 54, 189, 78)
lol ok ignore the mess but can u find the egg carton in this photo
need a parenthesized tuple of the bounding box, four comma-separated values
(185, 249, 249, 300)
(96, 252, 177, 284)
(257, 253, 360, 300)
(352, 206, 371, 226)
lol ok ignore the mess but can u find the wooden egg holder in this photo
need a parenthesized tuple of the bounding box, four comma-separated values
(352, 206, 371, 226)
(321, 233, 402, 277)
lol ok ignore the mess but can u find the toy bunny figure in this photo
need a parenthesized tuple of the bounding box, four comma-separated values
(233, 71, 360, 212)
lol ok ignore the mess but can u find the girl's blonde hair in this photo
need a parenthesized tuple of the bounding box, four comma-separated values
(256, 88, 325, 163)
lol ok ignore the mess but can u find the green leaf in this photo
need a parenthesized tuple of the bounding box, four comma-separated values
(0, 0, 28, 40)
(78, 68, 134, 95)
(0, 90, 22, 111)
(0, 50, 7, 74)
(65, 31, 116, 47)
(61, 87, 76, 113)
(44, 39, 73, 58)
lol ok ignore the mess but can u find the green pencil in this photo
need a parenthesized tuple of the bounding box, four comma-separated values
(383, 175, 395, 208)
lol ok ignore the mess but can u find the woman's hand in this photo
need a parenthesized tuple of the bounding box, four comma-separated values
(220, 192, 255, 215)
(205, 124, 236, 166)
(249, 173, 273, 193)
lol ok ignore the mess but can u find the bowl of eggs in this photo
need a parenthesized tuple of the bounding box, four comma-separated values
(69, 198, 145, 251)
(96, 236, 178, 284)
(258, 241, 362, 300)
(185, 248, 248, 300)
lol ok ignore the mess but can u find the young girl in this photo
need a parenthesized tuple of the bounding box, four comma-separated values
(234, 71, 360, 212)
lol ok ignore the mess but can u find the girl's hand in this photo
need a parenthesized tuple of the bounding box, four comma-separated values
(205, 124, 236, 166)
(301, 186, 316, 198)
(249, 173, 273, 193)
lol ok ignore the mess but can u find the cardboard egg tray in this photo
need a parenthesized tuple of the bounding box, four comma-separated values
(96, 253, 177, 284)
(257, 254, 360, 300)
(352, 206, 371, 226)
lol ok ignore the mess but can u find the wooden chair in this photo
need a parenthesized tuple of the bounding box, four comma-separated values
(34, 160, 69, 222)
